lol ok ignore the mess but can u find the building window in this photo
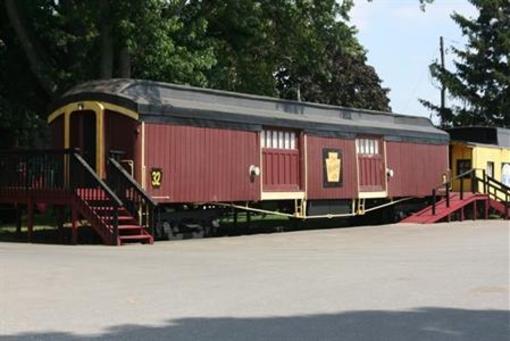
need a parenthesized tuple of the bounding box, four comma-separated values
(261, 129, 297, 150)
(502, 163, 510, 187)
(457, 159, 472, 177)
(356, 138, 379, 155)
(486, 161, 494, 178)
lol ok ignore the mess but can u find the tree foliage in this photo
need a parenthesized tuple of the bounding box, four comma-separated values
(0, 0, 392, 148)
(421, 0, 510, 127)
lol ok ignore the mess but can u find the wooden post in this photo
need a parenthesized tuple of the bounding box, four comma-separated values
(482, 169, 487, 194)
(473, 200, 477, 220)
(71, 205, 78, 245)
(432, 189, 436, 215)
(471, 171, 476, 193)
(460, 177, 464, 200)
(27, 198, 34, 243)
(484, 198, 489, 219)
(506, 193, 509, 219)
(57, 206, 65, 244)
(445, 182, 450, 208)
(15, 204, 22, 235)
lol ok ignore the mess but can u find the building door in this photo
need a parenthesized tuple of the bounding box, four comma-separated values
(70, 110, 97, 169)
(104, 111, 138, 176)
(356, 138, 385, 193)
(261, 129, 301, 192)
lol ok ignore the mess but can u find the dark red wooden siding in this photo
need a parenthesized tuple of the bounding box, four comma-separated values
(49, 115, 64, 149)
(145, 123, 260, 203)
(386, 141, 448, 197)
(262, 149, 300, 191)
(306, 136, 358, 199)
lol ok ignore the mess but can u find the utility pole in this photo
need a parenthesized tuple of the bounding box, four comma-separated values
(439, 36, 446, 127)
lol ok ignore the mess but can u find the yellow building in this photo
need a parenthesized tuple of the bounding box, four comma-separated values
(448, 127, 510, 195)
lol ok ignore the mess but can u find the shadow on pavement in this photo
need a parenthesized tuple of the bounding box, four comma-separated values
(3, 307, 509, 340)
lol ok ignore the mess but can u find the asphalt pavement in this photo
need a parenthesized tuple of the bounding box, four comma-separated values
(0, 220, 509, 340)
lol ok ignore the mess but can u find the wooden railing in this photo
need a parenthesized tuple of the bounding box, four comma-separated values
(0, 149, 123, 242)
(0, 149, 70, 192)
(107, 157, 157, 236)
(431, 168, 509, 217)
(71, 152, 123, 241)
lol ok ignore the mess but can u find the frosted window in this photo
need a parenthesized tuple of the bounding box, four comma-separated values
(278, 131, 284, 149)
(262, 129, 299, 149)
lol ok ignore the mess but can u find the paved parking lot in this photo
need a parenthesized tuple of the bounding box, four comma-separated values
(0, 220, 509, 340)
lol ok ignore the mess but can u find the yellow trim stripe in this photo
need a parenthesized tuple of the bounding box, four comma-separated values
(49, 101, 139, 178)
(48, 101, 138, 124)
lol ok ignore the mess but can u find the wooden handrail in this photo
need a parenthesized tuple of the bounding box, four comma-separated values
(71, 153, 122, 206)
(107, 157, 157, 236)
(431, 168, 510, 216)
(107, 157, 157, 207)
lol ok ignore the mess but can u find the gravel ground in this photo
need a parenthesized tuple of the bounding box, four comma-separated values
(0, 220, 509, 340)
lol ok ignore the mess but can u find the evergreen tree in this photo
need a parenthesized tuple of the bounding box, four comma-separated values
(421, 0, 510, 127)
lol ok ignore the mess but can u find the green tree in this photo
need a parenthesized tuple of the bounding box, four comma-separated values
(0, 0, 393, 148)
(0, 0, 216, 147)
(200, 0, 390, 110)
(421, 0, 510, 127)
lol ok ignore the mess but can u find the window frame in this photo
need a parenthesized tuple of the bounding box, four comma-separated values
(261, 129, 298, 151)
(456, 159, 472, 178)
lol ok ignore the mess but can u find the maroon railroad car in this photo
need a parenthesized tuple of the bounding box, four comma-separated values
(48, 79, 449, 238)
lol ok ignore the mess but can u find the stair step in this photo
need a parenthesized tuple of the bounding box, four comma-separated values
(119, 234, 153, 244)
(118, 225, 144, 231)
(102, 216, 136, 222)
(92, 207, 130, 214)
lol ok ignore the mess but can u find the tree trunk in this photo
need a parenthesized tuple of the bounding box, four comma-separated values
(119, 46, 131, 78)
(99, 0, 113, 79)
(4, 0, 56, 96)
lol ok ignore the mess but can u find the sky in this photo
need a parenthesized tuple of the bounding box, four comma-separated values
(350, 0, 478, 121)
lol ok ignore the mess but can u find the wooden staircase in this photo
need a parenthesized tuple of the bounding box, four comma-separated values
(401, 169, 509, 224)
(0, 149, 156, 246)
(75, 189, 153, 245)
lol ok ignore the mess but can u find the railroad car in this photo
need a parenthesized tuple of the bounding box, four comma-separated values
(46, 79, 449, 238)
(448, 126, 510, 197)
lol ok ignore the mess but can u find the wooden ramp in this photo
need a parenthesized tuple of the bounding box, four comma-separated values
(401, 169, 509, 224)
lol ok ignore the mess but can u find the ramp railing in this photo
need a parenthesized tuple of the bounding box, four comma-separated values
(431, 168, 509, 217)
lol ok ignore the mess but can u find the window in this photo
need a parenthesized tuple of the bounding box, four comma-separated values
(486, 161, 494, 178)
(260, 130, 297, 150)
(261, 129, 297, 150)
(502, 163, 510, 187)
(457, 159, 472, 178)
(356, 138, 379, 155)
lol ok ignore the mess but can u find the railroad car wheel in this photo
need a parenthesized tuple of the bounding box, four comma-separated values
(156, 218, 219, 240)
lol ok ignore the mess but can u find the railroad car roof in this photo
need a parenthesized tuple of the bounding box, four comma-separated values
(51, 79, 449, 143)
(447, 126, 510, 148)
